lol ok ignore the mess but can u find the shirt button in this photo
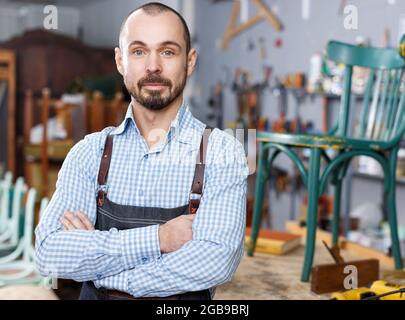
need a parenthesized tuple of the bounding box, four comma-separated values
(144, 154, 149, 159)
(96, 274, 102, 280)
(141, 257, 148, 263)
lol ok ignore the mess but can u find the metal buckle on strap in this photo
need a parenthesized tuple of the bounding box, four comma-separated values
(189, 192, 202, 201)
(188, 192, 202, 214)
(96, 184, 108, 194)
(96, 185, 108, 206)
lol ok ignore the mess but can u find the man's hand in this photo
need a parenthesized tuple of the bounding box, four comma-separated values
(158, 214, 195, 253)
(60, 211, 95, 231)
(60, 210, 194, 253)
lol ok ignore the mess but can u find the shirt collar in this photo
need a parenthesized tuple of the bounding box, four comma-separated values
(110, 100, 195, 145)
(109, 104, 135, 136)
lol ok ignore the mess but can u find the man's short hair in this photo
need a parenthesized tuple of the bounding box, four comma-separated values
(119, 2, 191, 53)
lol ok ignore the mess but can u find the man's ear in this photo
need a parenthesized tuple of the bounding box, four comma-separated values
(115, 47, 124, 75)
(186, 48, 198, 77)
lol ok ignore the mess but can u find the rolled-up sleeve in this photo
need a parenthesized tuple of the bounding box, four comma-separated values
(35, 132, 161, 282)
(94, 132, 249, 297)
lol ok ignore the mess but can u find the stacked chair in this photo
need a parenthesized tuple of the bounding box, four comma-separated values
(0, 171, 51, 287)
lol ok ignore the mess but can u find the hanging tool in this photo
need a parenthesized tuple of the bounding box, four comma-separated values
(207, 65, 231, 129)
(271, 77, 289, 133)
(259, 37, 267, 60)
(221, 0, 283, 49)
(207, 81, 224, 129)
(232, 65, 272, 129)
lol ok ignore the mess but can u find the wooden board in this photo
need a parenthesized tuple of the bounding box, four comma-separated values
(311, 259, 380, 294)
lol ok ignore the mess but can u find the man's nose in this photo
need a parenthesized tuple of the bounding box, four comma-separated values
(145, 53, 162, 74)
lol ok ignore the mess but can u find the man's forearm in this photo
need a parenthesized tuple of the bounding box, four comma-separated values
(35, 224, 161, 282)
(37, 208, 197, 282)
(93, 239, 244, 297)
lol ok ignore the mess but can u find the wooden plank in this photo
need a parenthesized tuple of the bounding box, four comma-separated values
(221, 0, 282, 49)
(311, 259, 379, 294)
(0, 50, 16, 175)
(0, 70, 10, 79)
(286, 220, 339, 244)
(89, 91, 105, 133)
(23, 90, 34, 144)
(228, 15, 263, 39)
(0, 50, 14, 60)
(41, 88, 50, 198)
(252, 0, 283, 31)
(221, 0, 241, 49)
(8, 50, 16, 176)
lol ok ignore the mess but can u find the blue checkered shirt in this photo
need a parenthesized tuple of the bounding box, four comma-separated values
(35, 101, 248, 298)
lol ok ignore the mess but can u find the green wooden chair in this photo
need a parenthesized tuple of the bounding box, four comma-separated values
(0, 177, 26, 253)
(0, 190, 50, 287)
(247, 38, 405, 282)
(0, 172, 13, 235)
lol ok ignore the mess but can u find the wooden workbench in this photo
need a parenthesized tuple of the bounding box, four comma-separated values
(215, 242, 389, 300)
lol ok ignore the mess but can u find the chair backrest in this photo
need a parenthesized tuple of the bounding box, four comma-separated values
(39, 197, 49, 221)
(326, 38, 405, 143)
(0, 171, 12, 233)
(21, 188, 37, 262)
(10, 177, 26, 244)
(87, 91, 126, 133)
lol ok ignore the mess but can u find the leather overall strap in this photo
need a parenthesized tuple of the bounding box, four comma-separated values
(97, 135, 113, 206)
(96, 126, 214, 211)
(189, 126, 213, 214)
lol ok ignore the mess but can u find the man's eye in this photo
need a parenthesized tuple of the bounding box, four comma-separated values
(162, 50, 174, 56)
(133, 49, 145, 56)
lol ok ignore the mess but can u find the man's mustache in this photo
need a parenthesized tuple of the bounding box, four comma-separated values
(138, 75, 172, 88)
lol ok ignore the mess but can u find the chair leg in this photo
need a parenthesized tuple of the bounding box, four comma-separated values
(247, 145, 269, 256)
(386, 151, 403, 270)
(332, 180, 342, 246)
(301, 148, 321, 282)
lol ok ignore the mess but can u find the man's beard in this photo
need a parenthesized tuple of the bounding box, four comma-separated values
(126, 70, 187, 111)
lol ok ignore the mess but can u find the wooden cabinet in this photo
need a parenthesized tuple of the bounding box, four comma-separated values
(1, 29, 117, 96)
(0, 50, 16, 176)
(0, 29, 123, 179)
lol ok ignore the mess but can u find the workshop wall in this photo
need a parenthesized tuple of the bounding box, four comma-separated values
(194, 0, 405, 229)
(80, 0, 181, 47)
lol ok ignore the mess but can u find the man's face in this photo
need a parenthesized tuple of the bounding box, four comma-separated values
(115, 10, 197, 111)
